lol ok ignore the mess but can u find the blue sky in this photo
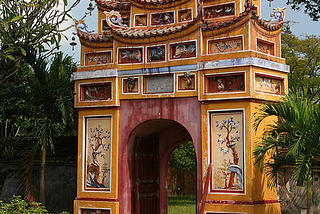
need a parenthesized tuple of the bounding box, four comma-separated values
(60, 0, 320, 64)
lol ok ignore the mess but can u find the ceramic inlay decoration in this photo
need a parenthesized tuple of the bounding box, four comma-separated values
(85, 117, 112, 190)
(178, 9, 192, 22)
(119, 48, 142, 64)
(171, 42, 196, 59)
(206, 74, 245, 93)
(257, 40, 274, 55)
(204, 3, 235, 19)
(255, 75, 283, 94)
(151, 12, 174, 25)
(209, 37, 242, 53)
(81, 83, 112, 101)
(135, 14, 147, 26)
(211, 111, 244, 192)
(147, 46, 165, 62)
(85, 52, 112, 66)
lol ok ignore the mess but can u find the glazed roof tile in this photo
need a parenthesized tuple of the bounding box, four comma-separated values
(256, 18, 283, 31)
(95, 0, 131, 10)
(112, 17, 199, 38)
(77, 29, 113, 42)
(130, 0, 181, 6)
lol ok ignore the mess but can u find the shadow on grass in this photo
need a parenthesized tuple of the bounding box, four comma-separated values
(168, 195, 196, 214)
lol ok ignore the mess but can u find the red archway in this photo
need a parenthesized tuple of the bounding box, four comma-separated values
(118, 97, 201, 214)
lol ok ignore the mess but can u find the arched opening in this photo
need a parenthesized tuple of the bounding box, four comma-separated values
(127, 119, 196, 214)
(167, 141, 196, 214)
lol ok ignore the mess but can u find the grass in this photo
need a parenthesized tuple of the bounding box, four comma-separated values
(168, 195, 196, 214)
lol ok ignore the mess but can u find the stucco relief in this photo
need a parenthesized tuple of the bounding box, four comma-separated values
(85, 116, 112, 191)
(211, 111, 244, 192)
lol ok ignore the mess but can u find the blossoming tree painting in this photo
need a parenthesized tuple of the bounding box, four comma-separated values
(85, 116, 112, 190)
(211, 111, 244, 192)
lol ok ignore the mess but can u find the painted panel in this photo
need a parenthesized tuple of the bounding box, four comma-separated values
(147, 45, 165, 62)
(178, 72, 195, 90)
(85, 52, 112, 66)
(206, 74, 245, 93)
(151, 12, 174, 25)
(211, 111, 244, 193)
(209, 37, 243, 54)
(255, 75, 283, 94)
(257, 39, 274, 55)
(204, 3, 235, 19)
(135, 14, 147, 26)
(170, 42, 196, 60)
(81, 209, 110, 214)
(123, 77, 139, 93)
(85, 116, 112, 191)
(145, 75, 173, 94)
(118, 48, 143, 64)
(178, 9, 192, 22)
(80, 83, 112, 101)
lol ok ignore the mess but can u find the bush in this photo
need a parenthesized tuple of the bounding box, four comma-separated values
(0, 196, 69, 214)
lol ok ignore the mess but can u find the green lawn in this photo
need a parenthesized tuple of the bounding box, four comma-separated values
(168, 195, 196, 214)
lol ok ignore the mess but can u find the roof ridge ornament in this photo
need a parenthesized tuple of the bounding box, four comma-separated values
(103, 10, 128, 29)
(266, 7, 287, 23)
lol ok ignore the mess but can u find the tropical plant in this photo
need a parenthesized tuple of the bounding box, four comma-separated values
(253, 91, 320, 214)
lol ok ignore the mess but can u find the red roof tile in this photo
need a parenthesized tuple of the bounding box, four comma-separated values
(95, 0, 130, 10)
(77, 29, 113, 42)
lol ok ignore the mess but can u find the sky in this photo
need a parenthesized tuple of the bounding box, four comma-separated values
(59, 0, 320, 64)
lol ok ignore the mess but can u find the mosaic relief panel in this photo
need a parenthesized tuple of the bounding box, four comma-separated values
(209, 37, 242, 54)
(81, 83, 112, 101)
(206, 74, 245, 93)
(147, 46, 165, 62)
(170, 42, 196, 59)
(123, 76, 139, 93)
(81, 209, 110, 214)
(178, 72, 195, 90)
(118, 48, 142, 64)
(145, 75, 173, 93)
(255, 75, 283, 94)
(257, 40, 274, 55)
(85, 116, 112, 191)
(85, 52, 112, 66)
(151, 12, 174, 25)
(135, 14, 147, 26)
(211, 111, 244, 192)
(204, 3, 235, 19)
(178, 9, 192, 22)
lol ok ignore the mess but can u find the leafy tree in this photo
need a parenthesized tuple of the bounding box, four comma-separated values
(286, 0, 320, 21)
(253, 91, 320, 214)
(0, 0, 79, 88)
(168, 141, 196, 195)
(0, 52, 77, 205)
(282, 30, 320, 103)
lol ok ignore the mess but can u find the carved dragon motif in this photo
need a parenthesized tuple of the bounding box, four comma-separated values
(103, 10, 128, 29)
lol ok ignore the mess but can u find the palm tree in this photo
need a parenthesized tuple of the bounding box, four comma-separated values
(21, 52, 76, 205)
(253, 91, 320, 214)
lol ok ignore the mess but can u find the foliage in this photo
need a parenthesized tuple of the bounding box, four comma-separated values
(169, 141, 196, 173)
(0, 0, 79, 88)
(286, 0, 320, 21)
(282, 30, 320, 104)
(0, 195, 69, 214)
(253, 91, 319, 187)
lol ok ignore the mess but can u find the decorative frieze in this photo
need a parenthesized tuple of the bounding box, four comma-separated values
(178, 8, 192, 22)
(147, 45, 165, 62)
(118, 48, 143, 64)
(170, 41, 196, 60)
(205, 73, 245, 93)
(257, 39, 274, 55)
(204, 3, 235, 19)
(151, 12, 174, 25)
(85, 51, 112, 66)
(81, 83, 112, 101)
(144, 75, 173, 94)
(255, 74, 283, 94)
(210, 110, 244, 193)
(208, 37, 242, 54)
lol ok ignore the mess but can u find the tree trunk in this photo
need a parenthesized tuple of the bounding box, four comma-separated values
(39, 146, 46, 205)
(307, 174, 314, 214)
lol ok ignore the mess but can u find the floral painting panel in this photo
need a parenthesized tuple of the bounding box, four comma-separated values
(85, 116, 112, 190)
(211, 111, 244, 192)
